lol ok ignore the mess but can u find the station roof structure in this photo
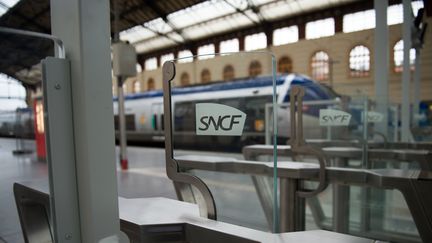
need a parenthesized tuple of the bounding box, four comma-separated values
(0, 0, 430, 86)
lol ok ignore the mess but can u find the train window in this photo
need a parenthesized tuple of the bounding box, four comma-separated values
(249, 60, 262, 77)
(349, 45, 370, 77)
(310, 51, 330, 81)
(147, 78, 155, 91)
(114, 114, 136, 131)
(201, 69, 211, 83)
(244, 96, 272, 132)
(393, 39, 416, 73)
(180, 72, 190, 86)
(277, 56, 293, 73)
(223, 65, 235, 81)
(174, 102, 195, 132)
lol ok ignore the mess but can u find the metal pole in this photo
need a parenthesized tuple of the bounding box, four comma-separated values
(401, 0, 412, 142)
(413, 48, 421, 123)
(113, 0, 128, 169)
(117, 77, 128, 170)
(50, 0, 126, 242)
(374, 0, 389, 138)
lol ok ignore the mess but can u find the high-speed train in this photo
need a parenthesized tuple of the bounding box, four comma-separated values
(114, 74, 340, 149)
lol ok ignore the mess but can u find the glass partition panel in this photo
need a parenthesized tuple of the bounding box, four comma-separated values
(166, 51, 279, 232)
(304, 183, 420, 243)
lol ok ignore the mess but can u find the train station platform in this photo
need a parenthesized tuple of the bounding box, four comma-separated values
(0, 138, 177, 243)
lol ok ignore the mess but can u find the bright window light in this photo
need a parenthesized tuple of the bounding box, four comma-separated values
(145, 57, 157, 70)
(343, 10, 376, 33)
(388, 1, 424, 25)
(306, 18, 335, 39)
(393, 39, 416, 72)
(220, 38, 239, 53)
(134, 80, 141, 93)
(178, 50, 193, 63)
(245, 32, 267, 51)
(160, 53, 174, 65)
(273, 26, 299, 46)
(197, 44, 215, 60)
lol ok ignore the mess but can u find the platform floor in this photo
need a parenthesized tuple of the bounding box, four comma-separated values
(0, 138, 274, 243)
(0, 138, 178, 243)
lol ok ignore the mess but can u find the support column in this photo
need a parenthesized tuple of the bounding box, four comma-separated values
(50, 0, 124, 242)
(401, 0, 412, 142)
(374, 0, 389, 139)
(413, 48, 421, 120)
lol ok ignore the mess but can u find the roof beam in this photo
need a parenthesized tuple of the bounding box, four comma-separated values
(223, 0, 260, 25)
(1, 5, 50, 33)
(145, 0, 188, 42)
(117, 10, 183, 45)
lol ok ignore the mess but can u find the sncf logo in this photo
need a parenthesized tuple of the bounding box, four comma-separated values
(196, 103, 246, 136)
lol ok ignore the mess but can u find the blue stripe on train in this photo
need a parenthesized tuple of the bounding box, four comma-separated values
(114, 75, 288, 101)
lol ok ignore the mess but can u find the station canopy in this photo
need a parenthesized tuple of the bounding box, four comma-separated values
(0, 0, 359, 86)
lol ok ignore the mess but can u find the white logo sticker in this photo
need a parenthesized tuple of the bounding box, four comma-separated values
(319, 109, 351, 126)
(367, 111, 384, 123)
(196, 103, 246, 136)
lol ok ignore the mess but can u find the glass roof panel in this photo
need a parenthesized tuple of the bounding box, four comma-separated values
(167, 0, 236, 29)
(122, 0, 363, 54)
(181, 12, 251, 40)
(144, 17, 173, 34)
(167, 32, 185, 43)
(120, 25, 156, 43)
(0, 0, 19, 17)
(135, 37, 176, 53)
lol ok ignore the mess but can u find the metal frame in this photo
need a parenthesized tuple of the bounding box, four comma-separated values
(287, 86, 328, 198)
(175, 154, 432, 243)
(42, 57, 81, 243)
(162, 61, 217, 220)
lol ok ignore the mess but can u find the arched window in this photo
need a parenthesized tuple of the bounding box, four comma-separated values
(223, 65, 235, 81)
(180, 72, 190, 86)
(349, 45, 370, 77)
(249, 61, 262, 77)
(278, 56, 293, 73)
(133, 80, 141, 93)
(310, 51, 330, 81)
(393, 39, 416, 72)
(147, 78, 155, 91)
(201, 69, 211, 83)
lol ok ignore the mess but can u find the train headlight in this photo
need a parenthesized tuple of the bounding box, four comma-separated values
(255, 119, 264, 132)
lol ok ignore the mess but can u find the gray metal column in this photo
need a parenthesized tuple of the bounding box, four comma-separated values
(50, 0, 124, 242)
(413, 48, 421, 119)
(113, 0, 128, 170)
(374, 0, 389, 138)
(117, 77, 129, 169)
(280, 178, 305, 232)
(401, 0, 412, 142)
